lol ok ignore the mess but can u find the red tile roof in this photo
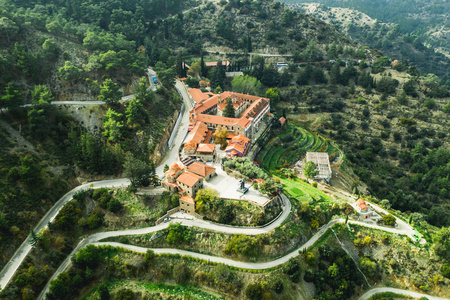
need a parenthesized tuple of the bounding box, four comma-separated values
(231, 134, 250, 143)
(180, 195, 195, 204)
(184, 121, 209, 149)
(356, 199, 368, 210)
(194, 114, 242, 127)
(187, 161, 216, 177)
(176, 172, 203, 187)
(193, 96, 218, 114)
(189, 88, 210, 104)
(197, 143, 216, 153)
(226, 143, 245, 153)
(279, 117, 286, 125)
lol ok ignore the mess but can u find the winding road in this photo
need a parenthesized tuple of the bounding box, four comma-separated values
(0, 79, 447, 300)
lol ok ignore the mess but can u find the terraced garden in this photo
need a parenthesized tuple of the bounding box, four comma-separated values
(276, 175, 333, 202)
(257, 123, 340, 171)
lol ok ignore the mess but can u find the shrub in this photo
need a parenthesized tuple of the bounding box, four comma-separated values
(115, 289, 135, 300)
(167, 222, 192, 244)
(382, 214, 396, 226)
(273, 279, 283, 293)
(245, 283, 262, 300)
(98, 283, 110, 300)
(225, 234, 259, 257)
(72, 244, 102, 269)
(441, 263, 450, 278)
(359, 257, 377, 278)
(144, 250, 156, 266)
(107, 198, 123, 213)
(173, 262, 190, 283)
(304, 252, 316, 266)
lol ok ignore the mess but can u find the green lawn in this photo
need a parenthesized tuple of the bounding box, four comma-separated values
(83, 280, 225, 300)
(276, 176, 332, 202)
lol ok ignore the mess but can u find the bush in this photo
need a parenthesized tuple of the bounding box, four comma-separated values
(72, 244, 102, 269)
(144, 249, 156, 266)
(98, 283, 110, 300)
(223, 157, 268, 180)
(107, 198, 123, 213)
(360, 257, 377, 278)
(303, 270, 314, 282)
(382, 214, 396, 226)
(245, 283, 262, 300)
(115, 289, 135, 300)
(273, 279, 283, 293)
(225, 234, 259, 257)
(304, 252, 316, 266)
(442, 263, 450, 279)
(173, 261, 190, 283)
(167, 222, 192, 244)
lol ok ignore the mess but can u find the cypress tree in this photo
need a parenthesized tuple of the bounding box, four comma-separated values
(223, 98, 235, 118)
(201, 54, 206, 77)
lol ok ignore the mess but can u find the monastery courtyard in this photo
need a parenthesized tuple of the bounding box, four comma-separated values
(204, 163, 269, 206)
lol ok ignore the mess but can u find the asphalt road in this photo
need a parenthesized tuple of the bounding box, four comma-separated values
(147, 67, 158, 91)
(1, 79, 443, 300)
(359, 287, 449, 300)
(0, 79, 194, 293)
(155, 79, 193, 175)
(39, 211, 447, 300)
(0, 178, 129, 291)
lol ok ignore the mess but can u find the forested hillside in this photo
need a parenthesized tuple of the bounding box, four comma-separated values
(280, 0, 450, 55)
(145, 0, 354, 55)
(0, 0, 449, 299)
(0, 0, 187, 275)
(282, 0, 450, 82)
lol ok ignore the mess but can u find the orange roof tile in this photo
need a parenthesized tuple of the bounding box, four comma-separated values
(185, 121, 209, 146)
(193, 96, 218, 114)
(197, 143, 216, 153)
(242, 98, 269, 119)
(226, 143, 245, 153)
(184, 141, 197, 150)
(194, 114, 242, 127)
(176, 172, 203, 187)
(189, 88, 210, 104)
(279, 117, 286, 125)
(231, 134, 250, 143)
(180, 195, 195, 204)
(237, 117, 252, 128)
(356, 199, 368, 210)
(163, 180, 179, 188)
(187, 161, 216, 177)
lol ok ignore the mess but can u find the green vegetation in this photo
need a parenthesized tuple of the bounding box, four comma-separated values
(85, 281, 226, 300)
(303, 161, 318, 179)
(287, 0, 450, 82)
(223, 157, 269, 180)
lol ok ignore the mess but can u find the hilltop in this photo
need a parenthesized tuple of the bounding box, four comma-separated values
(284, 1, 450, 82)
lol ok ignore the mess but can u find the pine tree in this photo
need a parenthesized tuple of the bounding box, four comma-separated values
(29, 227, 40, 247)
(329, 63, 341, 85)
(223, 98, 235, 118)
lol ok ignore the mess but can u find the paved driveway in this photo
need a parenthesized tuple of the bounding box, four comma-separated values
(203, 165, 269, 205)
